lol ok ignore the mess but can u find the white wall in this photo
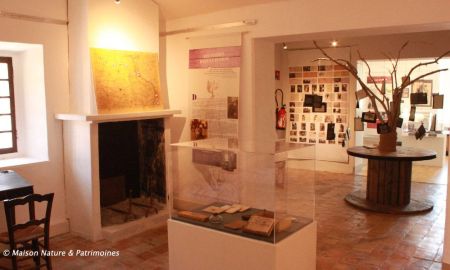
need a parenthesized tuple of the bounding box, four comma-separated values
(0, 0, 70, 235)
(163, 0, 450, 263)
(68, 0, 160, 114)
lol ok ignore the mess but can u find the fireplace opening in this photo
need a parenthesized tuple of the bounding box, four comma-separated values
(98, 119, 166, 227)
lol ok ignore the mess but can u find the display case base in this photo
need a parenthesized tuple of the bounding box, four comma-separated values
(168, 219, 316, 270)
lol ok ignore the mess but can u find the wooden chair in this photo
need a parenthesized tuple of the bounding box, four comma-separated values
(0, 193, 54, 270)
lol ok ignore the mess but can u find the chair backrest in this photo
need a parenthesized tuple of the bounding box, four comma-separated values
(3, 193, 54, 245)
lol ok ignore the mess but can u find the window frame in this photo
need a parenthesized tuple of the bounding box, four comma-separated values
(0, 56, 17, 154)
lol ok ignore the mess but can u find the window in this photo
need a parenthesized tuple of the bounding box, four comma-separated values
(0, 57, 17, 154)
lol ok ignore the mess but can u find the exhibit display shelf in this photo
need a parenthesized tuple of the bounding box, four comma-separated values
(168, 139, 317, 269)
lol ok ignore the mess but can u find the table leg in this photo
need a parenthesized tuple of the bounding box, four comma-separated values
(366, 159, 411, 206)
(345, 159, 433, 214)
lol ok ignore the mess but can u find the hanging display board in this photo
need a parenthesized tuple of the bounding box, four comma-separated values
(188, 36, 241, 142)
(286, 64, 350, 163)
(288, 65, 349, 144)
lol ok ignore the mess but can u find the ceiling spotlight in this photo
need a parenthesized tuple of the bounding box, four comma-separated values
(114, 0, 121, 4)
(331, 40, 338, 47)
(283, 43, 288, 50)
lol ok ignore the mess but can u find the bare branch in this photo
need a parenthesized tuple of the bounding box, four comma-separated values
(403, 50, 450, 87)
(313, 40, 389, 123)
(393, 42, 408, 89)
(358, 50, 382, 94)
(389, 70, 395, 92)
(407, 68, 449, 87)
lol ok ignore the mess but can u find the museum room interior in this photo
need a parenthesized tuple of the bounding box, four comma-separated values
(1, 0, 450, 269)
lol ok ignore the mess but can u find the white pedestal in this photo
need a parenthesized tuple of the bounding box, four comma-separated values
(168, 219, 317, 270)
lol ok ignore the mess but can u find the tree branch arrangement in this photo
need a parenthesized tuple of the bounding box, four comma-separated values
(313, 41, 450, 151)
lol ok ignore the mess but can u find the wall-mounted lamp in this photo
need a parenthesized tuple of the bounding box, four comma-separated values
(114, 0, 121, 4)
(331, 40, 338, 47)
(283, 43, 288, 50)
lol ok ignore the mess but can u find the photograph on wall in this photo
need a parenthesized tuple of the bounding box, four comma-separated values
(402, 88, 410, 98)
(227, 97, 239, 119)
(313, 103, 327, 113)
(291, 122, 297, 130)
(313, 115, 324, 122)
(432, 94, 444, 109)
(319, 123, 326, 132)
(354, 117, 364, 131)
(301, 114, 310, 122)
(191, 119, 208, 140)
(411, 80, 432, 107)
(319, 84, 325, 92)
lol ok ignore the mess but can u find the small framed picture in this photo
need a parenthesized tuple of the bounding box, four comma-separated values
(313, 95, 323, 108)
(409, 105, 416, 121)
(354, 117, 364, 131)
(402, 88, 410, 98)
(361, 112, 377, 123)
(313, 103, 327, 113)
(411, 80, 432, 107)
(303, 94, 314, 107)
(432, 94, 444, 109)
(396, 117, 404, 128)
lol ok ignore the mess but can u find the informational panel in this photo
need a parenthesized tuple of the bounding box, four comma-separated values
(287, 64, 350, 163)
(90, 48, 163, 114)
(189, 36, 241, 141)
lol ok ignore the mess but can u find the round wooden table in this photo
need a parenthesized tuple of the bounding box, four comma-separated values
(346, 146, 436, 214)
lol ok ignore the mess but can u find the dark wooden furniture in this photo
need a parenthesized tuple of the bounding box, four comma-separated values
(346, 146, 436, 214)
(0, 193, 54, 270)
(0, 171, 34, 200)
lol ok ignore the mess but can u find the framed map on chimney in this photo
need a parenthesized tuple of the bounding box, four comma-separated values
(90, 48, 164, 114)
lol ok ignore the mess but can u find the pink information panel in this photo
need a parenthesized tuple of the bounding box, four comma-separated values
(189, 46, 241, 69)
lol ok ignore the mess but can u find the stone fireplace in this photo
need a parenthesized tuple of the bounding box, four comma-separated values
(56, 111, 179, 241)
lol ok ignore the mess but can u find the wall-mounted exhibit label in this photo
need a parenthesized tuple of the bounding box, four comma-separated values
(189, 46, 241, 69)
(189, 36, 241, 141)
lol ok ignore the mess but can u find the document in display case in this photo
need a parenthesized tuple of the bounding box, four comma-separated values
(168, 138, 317, 270)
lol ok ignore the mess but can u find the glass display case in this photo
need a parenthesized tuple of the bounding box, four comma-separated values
(169, 138, 315, 244)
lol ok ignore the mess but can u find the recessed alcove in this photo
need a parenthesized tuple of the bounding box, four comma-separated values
(0, 41, 48, 168)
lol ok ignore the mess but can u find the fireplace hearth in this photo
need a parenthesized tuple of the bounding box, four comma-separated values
(98, 119, 166, 226)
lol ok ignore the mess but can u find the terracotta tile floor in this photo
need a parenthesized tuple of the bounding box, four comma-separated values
(2, 172, 449, 269)
(315, 172, 448, 270)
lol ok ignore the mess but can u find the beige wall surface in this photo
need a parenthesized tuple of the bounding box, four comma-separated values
(0, 1, 70, 234)
(0, 0, 67, 20)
